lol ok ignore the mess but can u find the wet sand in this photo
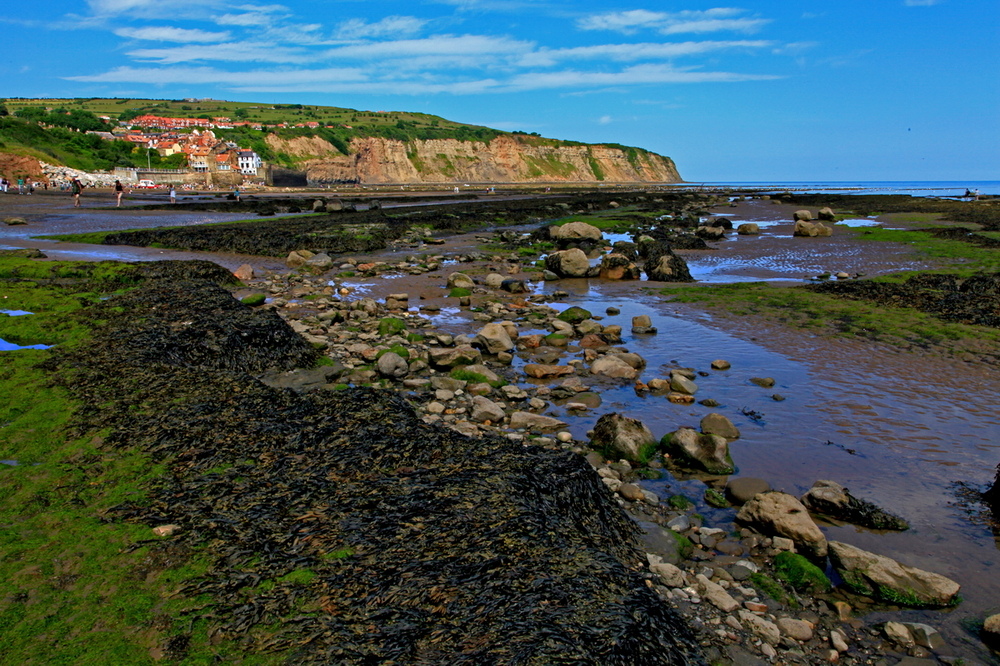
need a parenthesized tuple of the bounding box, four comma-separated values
(3, 189, 999, 661)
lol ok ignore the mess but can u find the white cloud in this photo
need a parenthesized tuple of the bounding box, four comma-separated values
(504, 63, 780, 91)
(127, 42, 311, 64)
(67, 65, 365, 85)
(520, 40, 772, 66)
(335, 16, 428, 40)
(325, 35, 534, 60)
(904, 0, 941, 5)
(598, 115, 613, 124)
(114, 26, 232, 42)
(578, 8, 769, 35)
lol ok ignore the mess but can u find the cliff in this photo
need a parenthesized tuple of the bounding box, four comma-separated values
(265, 134, 681, 185)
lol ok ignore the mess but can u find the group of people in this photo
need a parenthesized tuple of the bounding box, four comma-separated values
(0, 177, 40, 194)
(2, 176, 245, 207)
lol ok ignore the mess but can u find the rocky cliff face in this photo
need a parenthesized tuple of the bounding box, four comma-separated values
(265, 135, 681, 185)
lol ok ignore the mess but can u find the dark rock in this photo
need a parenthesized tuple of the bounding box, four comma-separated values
(801, 480, 909, 531)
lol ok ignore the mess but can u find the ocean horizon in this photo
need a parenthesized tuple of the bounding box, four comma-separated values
(674, 180, 1000, 197)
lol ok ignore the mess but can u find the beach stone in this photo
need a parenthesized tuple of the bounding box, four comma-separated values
(701, 412, 740, 439)
(470, 396, 506, 423)
(801, 480, 909, 530)
(375, 351, 409, 379)
(884, 621, 915, 647)
(696, 574, 740, 612)
(793, 220, 833, 237)
(556, 306, 593, 324)
(590, 355, 639, 380)
(750, 377, 775, 388)
(710, 359, 731, 370)
(650, 561, 686, 588)
(618, 483, 644, 501)
(793, 209, 814, 222)
(644, 252, 693, 282)
(286, 250, 313, 268)
(599, 253, 641, 280)
(818, 207, 837, 221)
(551, 221, 602, 242)
(726, 477, 771, 504)
(428, 345, 482, 368)
(484, 273, 505, 289)
(736, 223, 760, 235)
(500, 278, 528, 293)
(305, 253, 334, 270)
(736, 492, 828, 559)
(670, 374, 698, 395)
(590, 412, 656, 464)
(738, 610, 781, 645)
(696, 225, 725, 240)
(902, 623, 944, 650)
(446, 272, 475, 289)
(777, 617, 814, 642)
(664, 427, 734, 475)
(523, 363, 574, 379)
(983, 613, 1000, 648)
(234, 263, 254, 280)
(578, 334, 607, 349)
(545, 248, 590, 278)
(830, 629, 849, 653)
(632, 315, 652, 329)
(474, 322, 514, 354)
(828, 541, 960, 607)
(152, 524, 181, 537)
(509, 411, 567, 432)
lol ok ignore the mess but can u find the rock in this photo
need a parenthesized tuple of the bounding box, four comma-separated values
(710, 359, 731, 370)
(234, 263, 255, 280)
(590, 412, 657, 464)
(305, 253, 334, 271)
(557, 306, 593, 324)
(3, 217, 28, 226)
(447, 272, 476, 289)
(428, 345, 482, 369)
(471, 396, 506, 423)
(902, 623, 945, 650)
(793, 209, 814, 222)
(474, 322, 515, 354)
(818, 207, 837, 221)
(750, 377, 775, 388)
(643, 251, 694, 281)
(696, 574, 740, 612)
(830, 629, 849, 653)
(663, 427, 735, 475)
(793, 220, 833, 237)
(650, 561, 686, 588)
(590, 355, 639, 380)
(801, 480, 909, 530)
(523, 364, 574, 379)
(736, 223, 760, 235)
(599, 253, 641, 280)
(669, 374, 698, 395)
(376, 351, 409, 379)
(884, 621, 914, 647)
(152, 524, 181, 537)
(738, 610, 781, 645)
(500, 278, 528, 293)
(286, 250, 313, 268)
(700, 413, 740, 440)
(696, 225, 726, 241)
(508, 411, 568, 432)
(777, 617, 814, 642)
(827, 541, 961, 607)
(618, 483, 645, 502)
(736, 492, 828, 559)
(726, 477, 771, 504)
(544, 248, 590, 278)
(551, 221, 603, 242)
(983, 613, 1000, 649)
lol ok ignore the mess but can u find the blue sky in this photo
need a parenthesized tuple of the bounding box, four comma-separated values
(2, 0, 998, 181)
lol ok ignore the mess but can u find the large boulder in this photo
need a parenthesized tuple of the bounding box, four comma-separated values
(817, 207, 837, 221)
(471, 396, 506, 423)
(375, 351, 409, 379)
(793, 209, 813, 222)
(695, 226, 725, 241)
(447, 272, 476, 289)
(590, 355, 639, 380)
(662, 427, 734, 475)
(551, 221, 603, 242)
(590, 413, 657, 463)
(700, 413, 740, 440)
(736, 223, 760, 235)
(474, 322, 515, 354)
(828, 541, 960, 607)
(644, 252, 694, 282)
(793, 220, 833, 237)
(801, 480, 909, 530)
(545, 249, 590, 278)
(736, 492, 828, 559)
(286, 249, 314, 268)
(599, 253, 641, 280)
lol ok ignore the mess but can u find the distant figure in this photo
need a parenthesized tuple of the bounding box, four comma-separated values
(169, 185, 176, 204)
(233, 186, 241, 202)
(70, 177, 83, 207)
(0, 178, 7, 193)
(114, 179, 124, 207)
(17, 177, 24, 194)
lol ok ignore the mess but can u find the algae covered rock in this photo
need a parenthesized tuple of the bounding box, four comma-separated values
(663, 427, 734, 475)
(828, 541, 960, 607)
(801, 480, 909, 530)
(590, 412, 657, 464)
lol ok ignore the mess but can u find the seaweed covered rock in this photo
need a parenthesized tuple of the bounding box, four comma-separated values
(801, 480, 909, 531)
(591, 412, 657, 464)
(599, 253, 641, 280)
(51, 277, 705, 664)
(640, 240, 693, 282)
(828, 541, 960, 608)
(662, 427, 734, 475)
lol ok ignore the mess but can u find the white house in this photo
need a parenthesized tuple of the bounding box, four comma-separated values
(237, 150, 263, 175)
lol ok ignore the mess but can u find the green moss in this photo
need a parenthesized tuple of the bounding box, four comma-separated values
(449, 367, 505, 388)
(448, 287, 472, 298)
(321, 547, 354, 561)
(241, 293, 266, 307)
(703, 488, 730, 509)
(376, 345, 410, 360)
(278, 569, 316, 586)
(406, 333, 425, 343)
(750, 572, 791, 605)
(377, 316, 407, 337)
(773, 551, 831, 593)
(556, 306, 592, 324)
(667, 494, 694, 510)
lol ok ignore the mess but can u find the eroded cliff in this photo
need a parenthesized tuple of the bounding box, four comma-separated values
(265, 134, 681, 185)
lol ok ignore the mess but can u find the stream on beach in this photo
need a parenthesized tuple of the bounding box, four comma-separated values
(3, 194, 999, 658)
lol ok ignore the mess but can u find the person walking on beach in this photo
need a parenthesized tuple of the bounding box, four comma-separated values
(70, 177, 83, 207)
(233, 186, 241, 202)
(114, 179, 124, 207)
(17, 177, 24, 194)
(169, 185, 176, 204)
(1, 178, 8, 193)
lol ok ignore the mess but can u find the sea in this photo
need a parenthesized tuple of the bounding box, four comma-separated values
(671, 180, 1000, 198)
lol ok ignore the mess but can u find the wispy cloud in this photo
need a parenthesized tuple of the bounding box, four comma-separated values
(114, 26, 232, 42)
(335, 16, 428, 40)
(904, 0, 941, 5)
(67, 65, 366, 85)
(578, 8, 769, 35)
(519, 40, 772, 66)
(127, 42, 311, 64)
